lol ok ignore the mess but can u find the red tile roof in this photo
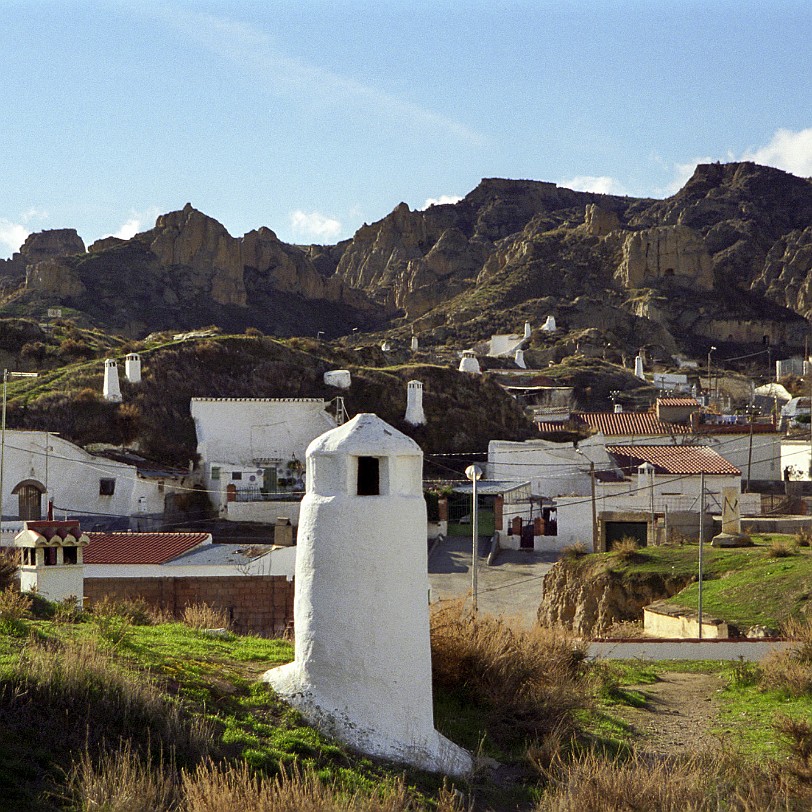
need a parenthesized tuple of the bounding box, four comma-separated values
(576, 412, 690, 437)
(84, 532, 211, 565)
(25, 520, 83, 541)
(656, 397, 700, 407)
(606, 445, 741, 476)
(576, 411, 778, 436)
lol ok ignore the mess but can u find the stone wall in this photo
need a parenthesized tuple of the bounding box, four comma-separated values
(84, 575, 294, 637)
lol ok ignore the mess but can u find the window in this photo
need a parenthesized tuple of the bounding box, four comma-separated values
(210, 466, 220, 481)
(357, 456, 380, 496)
(63, 547, 78, 564)
(231, 472, 243, 481)
(99, 478, 116, 496)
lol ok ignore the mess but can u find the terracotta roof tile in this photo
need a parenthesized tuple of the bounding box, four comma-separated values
(84, 532, 211, 565)
(576, 412, 690, 436)
(656, 397, 700, 407)
(606, 445, 741, 476)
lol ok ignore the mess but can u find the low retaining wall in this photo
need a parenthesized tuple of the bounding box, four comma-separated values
(643, 601, 728, 639)
(84, 575, 294, 637)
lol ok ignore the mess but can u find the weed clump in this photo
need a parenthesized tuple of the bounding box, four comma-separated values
(561, 542, 589, 561)
(182, 602, 231, 631)
(767, 540, 797, 558)
(0, 586, 32, 635)
(430, 600, 588, 750)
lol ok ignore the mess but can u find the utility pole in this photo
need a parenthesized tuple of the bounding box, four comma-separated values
(698, 471, 705, 640)
(465, 465, 483, 614)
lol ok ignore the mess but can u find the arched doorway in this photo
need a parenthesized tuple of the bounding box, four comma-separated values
(12, 479, 45, 521)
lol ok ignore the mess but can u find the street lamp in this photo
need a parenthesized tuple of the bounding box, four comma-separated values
(0, 370, 38, 538)
(465, 464, 483, 614)
(707, 346, 716, 402)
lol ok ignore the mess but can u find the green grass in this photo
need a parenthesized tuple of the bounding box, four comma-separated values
(578, 538, 812, 631)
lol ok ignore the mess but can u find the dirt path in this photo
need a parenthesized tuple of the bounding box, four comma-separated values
(615, 672, 724, 756)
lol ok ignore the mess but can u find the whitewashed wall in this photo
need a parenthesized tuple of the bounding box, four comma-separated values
(192, 399, 336, 509)
(0, 431, 168, 527)
(488, 433, 616, 497)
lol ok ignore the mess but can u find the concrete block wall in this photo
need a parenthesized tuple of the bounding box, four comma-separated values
(83, 575, 294, 637)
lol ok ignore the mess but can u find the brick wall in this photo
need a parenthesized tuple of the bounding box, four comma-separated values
(84, 575, 294, 637)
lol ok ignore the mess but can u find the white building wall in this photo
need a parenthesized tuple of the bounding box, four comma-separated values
(85, 547, 296, 580)
(488, 434, 616, 497)
(191, 399, 336, 509)
(782, 440, 812, 481)
(20, 564, 84, 602)
(223, 500, 302, 526)
(0, 431, 167, 526)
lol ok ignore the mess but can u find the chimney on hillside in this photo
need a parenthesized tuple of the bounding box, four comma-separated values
(125, 353, 141, 384)
(405, 380, 426, 426)
(103, 359, 122, 403)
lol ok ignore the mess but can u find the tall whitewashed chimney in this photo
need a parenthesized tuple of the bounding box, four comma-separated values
(523, 321, 531, 339)
(458, 351, 481, 374)
(103, 359, 122, 402)
(411, 335, 418, 352)
(124, 353, 142, 384)
(634, 354, 645, 380)
(514, 349, 527, 369)
(405, 380, 426, 426)
(541, 315, 557, 332)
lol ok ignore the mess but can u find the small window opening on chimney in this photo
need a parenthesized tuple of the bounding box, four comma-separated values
(357, 456, 380, 496)
(64, 547, 78, 564)
(99, 478, 116, 496)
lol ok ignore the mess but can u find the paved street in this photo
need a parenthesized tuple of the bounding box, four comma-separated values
(588, 640, 794, 661)
(428, 534, 558, 625)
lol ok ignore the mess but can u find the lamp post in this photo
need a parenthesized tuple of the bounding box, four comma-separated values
(707, 346, 716, 403)
(0, 370, 38, 538)
(465, 464, 483, 614)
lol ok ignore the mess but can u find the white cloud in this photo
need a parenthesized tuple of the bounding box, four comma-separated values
(0, 219, 29, 258)
(559, 175, 628, 196)
(742, 128, 812, 177)
(421, 195, 463, 210)
(289, 210, 342, 241)
(112, 218, 143, 240)
(148, 7, 485, 147)
(21, 207, 48, 224)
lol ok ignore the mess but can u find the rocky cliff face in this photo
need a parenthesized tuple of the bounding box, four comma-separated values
(4, 206, 381, 337)
(3, 161, 810, 349)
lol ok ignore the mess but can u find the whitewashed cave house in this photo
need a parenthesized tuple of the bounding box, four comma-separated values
(190, 397, 338, 525)
(0, 430, 184, 544)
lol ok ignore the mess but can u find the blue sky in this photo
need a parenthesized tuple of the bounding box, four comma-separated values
(1, 0, 810, 258)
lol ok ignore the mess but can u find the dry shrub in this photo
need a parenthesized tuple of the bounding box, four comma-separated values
(611, 537, 640, 561)
(182, 761, 462, 812)
(760, 618, 812, 696)
(535, 749, 801, 811)
(0, 586, 31, 621)
(767, 540, 797, 558)
(795, 528, 812, 548)
(430, 600, 588, 746)
(182, 602, 231, 631)
(5, 638, 213, 761)
(0, 548, 18, 590)
(560, 542, 588, 561)
(776, 715, 812, 781)
(65, 741, 179, 812)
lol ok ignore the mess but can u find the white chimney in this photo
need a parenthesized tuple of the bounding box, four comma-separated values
(523, 321, 531, 339)
(405, 380, 426, 426)
(411, 335, 418, 352)
(634, 354, 645, 380)
(103, 359, 122, 403)
(514, 349, 527, 369)
(541, 315, 557, 332)
(458, 351, 481, 374)
(124, 353, 141, 384)
(614, 403, 623, 413)
(324, 370, 352, 389)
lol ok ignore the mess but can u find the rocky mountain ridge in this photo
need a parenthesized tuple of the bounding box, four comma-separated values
(1, 162, 810, 358)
